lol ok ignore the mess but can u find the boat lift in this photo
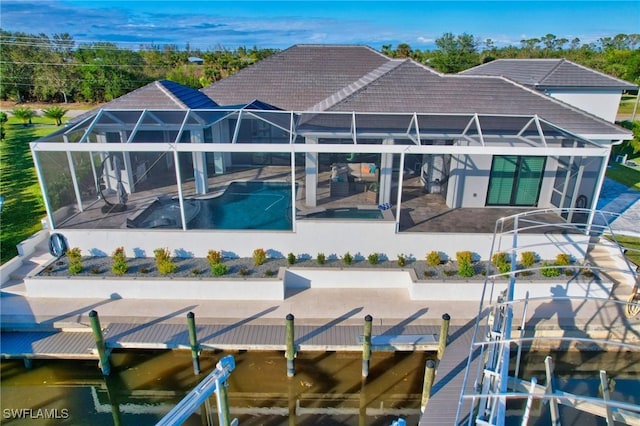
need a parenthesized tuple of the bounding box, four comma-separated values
(156, 355, 238, 426)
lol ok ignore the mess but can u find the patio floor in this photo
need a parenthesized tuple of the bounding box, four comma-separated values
(55, 165, 570, 234)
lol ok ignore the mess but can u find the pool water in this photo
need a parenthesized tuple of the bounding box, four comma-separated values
(132, 181, 293, 230)
(190, 181, 293, 230)
(305, 207, 383, 220)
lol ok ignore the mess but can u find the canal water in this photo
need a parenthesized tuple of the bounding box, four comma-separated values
(1, 349, 430, 425)
(505, 350, 640, 426)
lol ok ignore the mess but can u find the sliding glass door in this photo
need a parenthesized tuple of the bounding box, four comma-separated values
(486, 156, 545, 206)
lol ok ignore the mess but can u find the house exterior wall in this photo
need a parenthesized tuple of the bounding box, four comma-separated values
(53, 220, 591, 264)
(545, 89, 622, 123)
(446, 154, 492, 208)
(446, 153, 575, 209)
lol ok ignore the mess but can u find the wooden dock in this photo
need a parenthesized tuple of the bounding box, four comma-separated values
(1, 322, 441, 359)
(420, 319, 481, 425)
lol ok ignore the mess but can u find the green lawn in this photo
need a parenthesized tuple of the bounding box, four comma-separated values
(0, 115, 65, 264)
(605, 162, 640, 190)
(606, 235, 640, 269)
(619, 94, 638, 115)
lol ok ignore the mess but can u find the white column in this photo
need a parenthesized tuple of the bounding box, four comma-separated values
(305, 137, 318, 207)
(120, 130, 135, 193)
(378, 138, 394, 204)
(211, 122, 227, 174)
(191, 129, 208, 194)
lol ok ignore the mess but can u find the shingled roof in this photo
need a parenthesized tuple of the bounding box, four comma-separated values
(200, 45, 392, 110)
(104, 80, 219, 109)
(326, 61, 630, 137)
(460, 59, 637, 90)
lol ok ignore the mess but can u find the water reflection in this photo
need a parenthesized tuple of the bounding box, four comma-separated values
(1, 350, 429, 425)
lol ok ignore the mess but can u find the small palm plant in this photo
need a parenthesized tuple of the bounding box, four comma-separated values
(42, 106, 68, 126)
(11, 106, 36, 126)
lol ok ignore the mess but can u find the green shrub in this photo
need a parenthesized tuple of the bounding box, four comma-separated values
(444, 269, 456, 277)
(157, 258, 177, 275)
(426, 251, 441, 267)
(207, 250, 223, 266)
(342, 252, 353, 265)
(491, 252, 508, 267)
(456, 251, 473, 265)
(68, 262, 83, 275)
(191, 268, 203, 275)
(555, 253, 571, 266)
(397, 254, 407, 267)
(253, 248, 267, 266)
(264, 269, 276, 277)
(211, 263, 228, 276)
(457, 259, 475, 278)
(66, 247, 82, 263)
(368, 253, 379, 265)
(520, 251, 536, 268)
(541, 262, 561, 277)
(238, 267, 249, 276)
(287, 252, 296, 265)
(111, 247, 128, 275)
(154, 248, 171, 262)
(316, 252, 326, 265)
(66, 247, 82, 275)
(111, 261, 128, 276)
(90, 267, 101, 275)
(564, 269, 575, 277)
(581, 268, 594, 278)
(497, 261, 511, 275)
(140, 267, 150, 274)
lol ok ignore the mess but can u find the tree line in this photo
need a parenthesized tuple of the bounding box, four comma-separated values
(382, 32, 640, 81)
(0, 30, 278, 104)
(1, 29, 638, 105)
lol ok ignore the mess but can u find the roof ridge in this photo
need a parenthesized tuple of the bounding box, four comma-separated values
(543, 59, 638, 89)
(490, 74, 631, 134)
(156, 80, 188, 108)
(307, 59, 406, 111)
(537, 59, 566, 87)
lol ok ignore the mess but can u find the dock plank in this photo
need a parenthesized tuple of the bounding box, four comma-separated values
(1, 331, 96, 359)
(419, 322, 482, 425)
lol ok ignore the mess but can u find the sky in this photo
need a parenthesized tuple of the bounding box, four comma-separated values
(1, 0, 639, 50)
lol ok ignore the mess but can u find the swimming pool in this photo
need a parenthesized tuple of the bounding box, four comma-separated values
(304, 207, 384, 220)
(129, 181, 293, 230)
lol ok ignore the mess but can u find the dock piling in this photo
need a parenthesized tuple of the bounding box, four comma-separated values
(89, 310, 111, 375)
(186, 312, 201, 375)
(286, 313, 295, 377)
(437, 313, 451, 361)
(421, 359, 436, 413)
(362, 314, 373, 378)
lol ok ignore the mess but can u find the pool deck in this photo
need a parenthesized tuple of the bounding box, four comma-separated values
(54, 165, 566, 233)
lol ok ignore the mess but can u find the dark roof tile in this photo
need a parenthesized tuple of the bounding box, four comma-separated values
(460, 59, 637, 90)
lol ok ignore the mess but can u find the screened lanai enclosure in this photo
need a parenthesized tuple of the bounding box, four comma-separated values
(30, 107, 612, 259)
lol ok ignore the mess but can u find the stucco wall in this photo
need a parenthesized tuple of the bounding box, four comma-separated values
(52, 221, 592, 263)
(546, 89, 622, 123)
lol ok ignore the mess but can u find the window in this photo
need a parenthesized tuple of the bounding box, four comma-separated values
(487, 156, 545, 206)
